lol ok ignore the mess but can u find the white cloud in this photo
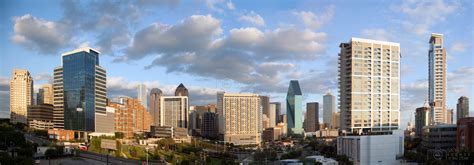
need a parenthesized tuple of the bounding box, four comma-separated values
(239, 11, 265, 26)
(393, 0, 460, 36)
(449, 42, 466, 52)
(361, 28, 394, 41)
(226, 0, 235, 10)
(294, 5, 335, 29)
(11, 14, 72, 54)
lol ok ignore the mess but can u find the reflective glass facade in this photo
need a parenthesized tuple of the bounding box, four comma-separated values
(286, 80, 303, 134)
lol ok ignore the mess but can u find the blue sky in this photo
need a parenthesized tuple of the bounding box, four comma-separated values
(0, 0, 473, 129)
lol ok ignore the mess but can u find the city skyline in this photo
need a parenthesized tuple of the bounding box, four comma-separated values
(1, 0, 473, 131)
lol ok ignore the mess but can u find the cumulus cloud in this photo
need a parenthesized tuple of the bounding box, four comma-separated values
(118, 14, 328, 94)
(107, 76, 220, 105)
(226, 0, 235, 10)
(11, 15, 72, 55)
(294, 5, 335, 29)
(393, 0, 460, 36)
(447, 67, 474, 96)
(239, 11, 265, 26)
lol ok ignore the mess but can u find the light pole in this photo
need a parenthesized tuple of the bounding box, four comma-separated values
(146, 147, 149, 165)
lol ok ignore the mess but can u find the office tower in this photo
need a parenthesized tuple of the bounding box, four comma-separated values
(457, 96, 469, 120)
(304, 102, 319, 132)
(9, 69, 33, 124)
(27, 104, 54, 130)
(137, 84, 147, 109)
(260, 96, 270, 129)
(160, 96, 189, 128)
(428, 33, 447, 124)
(331, 112, 340, 129)
(220, 93, 261, 145)
(339, 38, 400, 133)
(95, 106, 115, 134)
(268, 103, 277, 128)
(415, 104, 430, 137)
(447, 109, 453, 124)
(53, 47, 106, 131)
(175, 83, 189, 96)
(286, 80, 303, 134)
(270, 102, 281, 124)
(109, 97, 151, 138)
(202, 112, 218, 139)
(37, 84, 53, 105)
(217, 91, 225, 134)
(150, 88, 163, 126)
(323, 92, 336, 128)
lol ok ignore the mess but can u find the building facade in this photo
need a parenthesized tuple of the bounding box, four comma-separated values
(109, 97, 151, 138)
(27, 104, 54, 130)
(202, 112, 218, 139)
(323, 92, 336, 128)
(339, 38, 400, 133)
(260, 96, 270, 129)
(221, 93, 261, 145)
(37, 84, 53, 105)
(415, 105, 430, 137)
(428, 33, 448, 124)
(10, 69, 34, 124)
(304, 102, 319, 132)
(422, 124, 457, 152)
(150, 88, 162, 126)
(95, 106, 115, 134)
(457, 96, 469, 121)
(337, 130, 404, 165)
(286, 80, 303, 134)
(53, 48, 107, 132)
(137, 84, 147, 109)
(270, 102, 281, 124)
(160, 96, 189, 128)
(457, 117, 474, 152)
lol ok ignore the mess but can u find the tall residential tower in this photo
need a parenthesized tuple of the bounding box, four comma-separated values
(338, 38, 400, 133)
(428, 33, 448, 124)
(9, 69, 33, 124)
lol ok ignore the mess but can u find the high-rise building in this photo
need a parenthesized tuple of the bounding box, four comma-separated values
(323, 92, 336, 128)
(37, 84, 53, 105)
(160, 96, 189, 128)
(137, 84, 147, 109)
(338, 38, 400, 133)
(220, 93, 261, 145)
(202, 112, 218, 139)
(150, 88, 163, 126)
(175, 83, 189, 96)
(27, 104, 54, 130)
(447, 108, 453, 124)
(304, 102, 319, 132)
(415, 104, 430, 137)
(331, 112, 340, 129)
(10, 69, 33, 124)
(286, 80, 303, 134)
(457, 96, 469, 120)
(260, 96, 270, 129)
(53, 47, 107, 131)
(217, 91, 225, 134)
(270, 102, 281, 124)
(267, 102, 277, 128)
(428, 33, 448, 124)
(109, 97, 150, 138)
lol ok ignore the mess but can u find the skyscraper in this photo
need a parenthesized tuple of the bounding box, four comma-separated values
(160, 96, 189, 128)
(137, 84, 147, 109)
(457, 96, 469, 120)
(428, 33, 448, 124)
(323, 92, 336, 128)
(53, 47, 106, 131)
(217, 91, 225, 134)
(9, 69, 33, 124)
(415, 103, 430, 137)
(220, 93, 261, 145)
(304, 102, 319, 132)
(339, 38, 400, 133)
(175, 83, 189, 96)
(150, 88, 163, 126)
(270, 102, 281, 124)
(37, 84, 53, 105)
(260, 96, 270, 129)
(286, 80, 303, 134)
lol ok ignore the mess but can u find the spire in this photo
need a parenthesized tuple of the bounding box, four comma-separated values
(175, 83, 189, 96)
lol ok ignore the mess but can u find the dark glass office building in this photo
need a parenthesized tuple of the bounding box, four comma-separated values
(53, 48, 106, 132)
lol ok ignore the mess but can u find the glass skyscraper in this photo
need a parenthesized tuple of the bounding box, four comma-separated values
(286, 80, 303, 134)
(53, 47, 106, 131)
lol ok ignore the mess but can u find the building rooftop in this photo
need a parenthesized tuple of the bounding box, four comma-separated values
(61, 47, 100, 56)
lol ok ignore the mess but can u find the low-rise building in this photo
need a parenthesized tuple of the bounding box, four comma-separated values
(421, 124, 457, 151)
(27, 104, 54, 130)
(337, 130, 404, 165)
(262, 128, 281, 142)
(457, 117, 474, 152)
(48, 129, 87, 141)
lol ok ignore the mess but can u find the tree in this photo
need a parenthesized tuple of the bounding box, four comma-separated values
(45, 149, 58, 158)
(115, 132, 124, 139)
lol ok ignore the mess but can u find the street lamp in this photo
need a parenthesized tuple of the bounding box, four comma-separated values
(145, 147, 149, 165)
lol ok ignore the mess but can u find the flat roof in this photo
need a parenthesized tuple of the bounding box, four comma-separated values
(350, 37, 400, 46)
(61, 47, 101, 56)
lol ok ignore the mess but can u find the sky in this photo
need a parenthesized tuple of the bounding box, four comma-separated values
(0, 0, 473, 129)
